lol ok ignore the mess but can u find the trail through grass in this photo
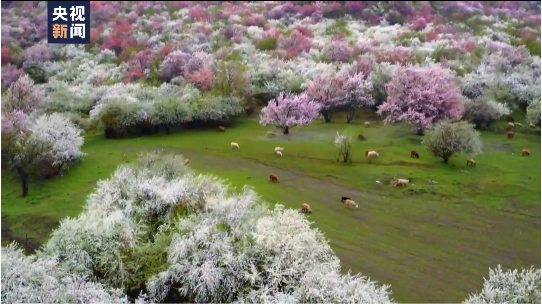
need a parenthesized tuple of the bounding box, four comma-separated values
(2, 114, 540, 303)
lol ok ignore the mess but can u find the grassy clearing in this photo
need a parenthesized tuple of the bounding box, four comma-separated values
(2, 111, 540, 303)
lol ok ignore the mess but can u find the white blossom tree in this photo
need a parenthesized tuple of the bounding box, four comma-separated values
(1, 112, 85, 196)
(526, 98, 541, 126)
(462, 96, 511, 129)
(28, 151, 395, 303)
(1, 131, 52, 197)
(464, 265, 541, 304)
(1, 243, 141, 304)
(334, 131, 355, 163)
(422, 120, 483, 164)
(29, 112, 86, 177)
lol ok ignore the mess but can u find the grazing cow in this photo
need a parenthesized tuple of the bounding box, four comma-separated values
(301, 203, 312, 213)
(507, 131, 514, 139)
(529, 123, 537, 129)
(514, 122, 523, 127)
(276, 151, 283, 157)
(365, 150, 379, 163)
(394, 178, 412, 187)
(506, 122, 515, 129)
(218, 126, 225, 132)
(364, 121, 371, 127)
(410, 150, 419, 158)
(267, 131, 277, 138)
(231, 142, 239, 149)
(184, 159, 190, 165)
(466, 158, 476, 167)
(344, 199, 359, 208)
(521, 149, 530, 156)
(341, 196, 351, 202)
(269, 174, 280, 182)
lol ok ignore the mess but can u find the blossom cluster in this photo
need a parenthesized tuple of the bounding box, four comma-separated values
(1, 2, 538, 137)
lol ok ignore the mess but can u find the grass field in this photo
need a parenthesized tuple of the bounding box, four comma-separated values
(2, 111, 541, 303)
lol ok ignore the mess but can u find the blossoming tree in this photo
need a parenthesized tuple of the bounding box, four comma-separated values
(305, 74, 346, 123)
(341, 72, 375, 123)
(422, 120, 482, 164)
(377, 66, 464, 135)
(259, 92, 321, 134)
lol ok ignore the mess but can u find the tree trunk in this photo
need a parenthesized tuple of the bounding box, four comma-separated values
(322, 112, 332, 123)
(346, 109, 354, 123)
(416, 128, 425, 136)
(165, 124, 171, 134)
(283, 127, 289, 134)
(20, 170, 29, 197)
(442, 153, 452, 164)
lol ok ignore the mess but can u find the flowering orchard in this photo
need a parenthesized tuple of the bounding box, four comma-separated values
(1, 1, 540, 303)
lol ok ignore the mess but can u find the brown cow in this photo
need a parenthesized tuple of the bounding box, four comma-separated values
(507, 131, 514, 139)
(218, 126, 225, 132)
(521, 149, 530, 156)
(301, 203, 312, 213)
(184, 159, 190, 165)
(529, 123, 537, 129)
(269, 174, 280, 182)
(466, 158, 476, 167)
(410, 150, 419, 158)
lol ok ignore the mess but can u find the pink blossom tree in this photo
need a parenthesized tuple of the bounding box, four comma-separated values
(305, 74, 346, 123)
(260, 92, 321, 134)
(2, 46, 12, 64)
(278, 30, 313, 57)
(354, 54, 376, 79)
(185, 68, 215, 91)
(1, 110, 29, 133)
(1, 64, 24, 89)
(2, 74, 48, 114)
(341, 72, 375, 123)
(377, 66, 464, 135)
(159, 50, 192, 81)
(323, 39, 354, 63)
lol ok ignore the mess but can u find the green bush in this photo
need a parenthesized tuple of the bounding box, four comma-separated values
(256, 37, 278, 51)
(524, 37, 541, 57)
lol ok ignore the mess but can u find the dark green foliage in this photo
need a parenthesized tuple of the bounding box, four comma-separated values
(256, 37, 278, 51)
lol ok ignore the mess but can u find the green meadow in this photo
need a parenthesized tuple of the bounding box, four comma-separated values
(2, 111, 540, 303)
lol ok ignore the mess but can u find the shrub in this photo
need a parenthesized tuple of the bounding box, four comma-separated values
(97, 100, 141, 138)
(334, 130, 355, 163)
(256, 36, 278, 51)
(422, 120, 483, 163)
(149, 97, 193, 133)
